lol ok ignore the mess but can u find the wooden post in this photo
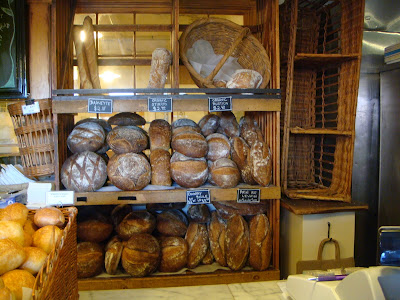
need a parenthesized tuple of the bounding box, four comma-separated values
(27, 0, 52, 99)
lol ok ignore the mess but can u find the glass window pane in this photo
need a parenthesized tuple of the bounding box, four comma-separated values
(99, 66, 133, 89)
(136, 32, 171, 57)
(98, 14, 133, 25)
(74, 14, 96, 25)
(98, 32, 134, 56)
(210, 15, 244, 25)
(135, 66, 151, 88)
(179, 14, 207, 25)
(136, 14, 171, 24)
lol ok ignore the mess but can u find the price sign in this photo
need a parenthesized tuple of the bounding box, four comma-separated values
(88, 98, 113, 114)
(186, 190, 210, 205)
(209, 96, 232, 112)
(22, 100, 40, 115)
(46, 191, 75, 206)
(148, 97, 172, 112)
(237, 189, 260, 203)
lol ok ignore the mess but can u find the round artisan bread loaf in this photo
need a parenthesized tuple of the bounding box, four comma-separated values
(105, 236, 123, 275)
(75, 118, 112, 153)
(107, 112, 146, 126)
(170, 152, 208, 188)
(1, 269, 35, 300)
(77, 242, 104, 278)
(208, 211, 227, 267)
(61, 151, 107, 192)
(121, 233, 160, 277)
(117, 211, 156, 240)
(249, 214, 272, 271)
(67, 122, 105, 153)
(0, 221, 24, 246)
(206, 133, 230, 162)
(226, 69, 263, 89)
(239, 115, 264, 148)
(150, 149, 171, 186)
(225, 214, 249, 271)
(0, 203, 28, 226)
(198, 114, 220, 137)
(33, 207, 65, 228)
(249, 140, 272, 186)
(149, 119, 171, 151)
(158, 236, 188, 273)
(230, 137, 256, 184)
(32, 225, 62, 254)
(185, 222, 209, 269)
(0, 278, 15, 300)
(171, 118, 199, 131)
(111, 204, 132, 228)
(77, 218, 113, 243)
(107, 125, 148, 154)
(156, 209, 188, 237)
(172, 125, 201, 136)
(212, 201, 268, 219)
(0, 239, 26, 275)
(171, 130, 208, 158)
(210, 158, 240, 188)
(216, 111, 239, 138)
(187, 204, 210, 223)
(19, 247, 47, 275)
(107, 153, 151, 191)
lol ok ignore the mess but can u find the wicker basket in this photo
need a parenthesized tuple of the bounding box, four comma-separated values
(179, 17, 271, 89)
(7, 99, 55, 178)
(32, 206, 78, 300)
(280, 0, 364, 202)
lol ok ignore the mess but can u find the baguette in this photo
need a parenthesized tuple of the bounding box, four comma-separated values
(83, 16, 101, 89)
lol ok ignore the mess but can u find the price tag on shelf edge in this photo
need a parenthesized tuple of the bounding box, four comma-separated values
(46, 191, 75, 206)
(22, 100, 40, 115)
(186, 190, 210, 205)
(148, 97, 172, 112)
(88, 98, 113, 114)
(237, 189, 260, 203)
(209, 96, 232, 112)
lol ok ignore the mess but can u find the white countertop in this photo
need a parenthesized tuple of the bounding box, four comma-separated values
(79, 280, 287, 300)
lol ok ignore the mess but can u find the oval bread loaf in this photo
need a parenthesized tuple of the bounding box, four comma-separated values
(105, 236, 123, 275)
(77, 242, 104, 278)
(230, 137, 256, 184)
(107, 112, 146, 126)
(206, 133, 230, 162)
(117, 211, 156, 240)
(149, 119, 171, 151)
(249, 140, 272, 186)
(171, 131, 208, 158)
(0, 203, 28, 226)
(67, 122, 105, 153)
(107, 125, 148, 154)
(225, 214, 249, 271)
(198, 114, 220, 137)
(185, 223, 209, 269)
(19, 247, 47, 275)
(217, 111, 239, 138)
(34, 207, 65, 228)
(249, 214, 272, 271)
(150, 149, 171, 186)
(159, 236, 188, 273)
(156, 209, 188, 237)
(208, 211, 227, 267)
(170, 152, 208, 188)
(0, 239, 26, 275)
(239, 115, 264, 148)
(210, 158, 240, 188)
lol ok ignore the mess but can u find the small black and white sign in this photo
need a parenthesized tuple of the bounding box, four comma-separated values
(148, 97, 172, 112)
(209, 96, 232, 112)
(237, 189, 260, 203)
(186, 190, 211, 205)
(88, 98, 113, 114)
(22, 101, 40, 115)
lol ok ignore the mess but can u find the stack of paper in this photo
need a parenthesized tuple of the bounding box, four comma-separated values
(0, 164, 35, 185)
(384, 43, 400, 64)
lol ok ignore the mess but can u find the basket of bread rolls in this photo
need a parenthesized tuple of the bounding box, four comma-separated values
(179, 17, 271, 89)
(0, 203, 77, 300)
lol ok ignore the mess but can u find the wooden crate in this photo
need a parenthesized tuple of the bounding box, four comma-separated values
(280, 0, 364, 202)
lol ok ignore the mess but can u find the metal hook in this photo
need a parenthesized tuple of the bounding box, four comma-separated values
(328, 222, 332, 241)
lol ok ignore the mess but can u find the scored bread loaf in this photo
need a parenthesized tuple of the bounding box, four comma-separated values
(77, 218, 113, 243)
(107, 125, 148, 154)
(187, 204, 210, 223)
(147, 48, 172, 89)
(249, 214, 272, 271)
(149, 119, 172, 151)
(198, 114, 220, 137)
(225, 214, 249, 271)
(108, 112, 146, 126)
(212, 201, 268, 219)
(249, 140, 272, 186)
(77, 242, 104, 278)
(172, 125, 202, 136)
(230, 137, 256, 185)
(239, 115, 264, 148)
(105, 236, 123, 275)
(171, 130, 208, 158)
(61, 151, 107, 192)
(67, 122, 105, 154)
(0, 239, 26, 275)
(170, 152, 208, 188)
(210, 158, 240, 188)
(171, 118, 199, 130)
(107, 153, 151, 191)
(206, 133, 230, 162)
(156, 209, 188, 237)
(117, 211, 156, 240)
(217, 111, 239, 138)
(208, 211, 227, 267)
(159, 236, 188, 273)
(150, 149, 171, 186)
(121, 233, 160, 277)
(111, 204, 132, 228)
(185, 223, 209, 269)
(75, 118, 112, 154)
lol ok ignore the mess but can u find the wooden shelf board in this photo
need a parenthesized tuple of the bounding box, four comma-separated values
(281, 197, 368, 215)
(285, 189, 351, 202)
(290, 127, 352, 136)
(74, 184, 281, 205)
(78, 269, 280, 291)
(294, 53, 360, 68)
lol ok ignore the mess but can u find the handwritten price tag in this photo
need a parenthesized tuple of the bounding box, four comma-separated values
(22, 101, 40, 115)
(209, 96, 232, 112)
(186, 190, 210, 205)
(88, 98, 113, 113)
(148, 97, 172, 112)
(237, 189, 260, 203)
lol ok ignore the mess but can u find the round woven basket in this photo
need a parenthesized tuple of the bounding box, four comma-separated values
(179, 17, 271, 89)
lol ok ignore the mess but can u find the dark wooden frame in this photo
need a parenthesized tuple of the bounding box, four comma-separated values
(0, 0, 27, 99)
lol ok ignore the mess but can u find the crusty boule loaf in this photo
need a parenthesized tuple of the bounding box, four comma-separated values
(249, 214, 272, 271)
(107, 112, 146, 126)
(210, 158, 240, 188)
(156, 209, 188, 237)
(170, 152, 208, 188)
(216, 111, 239, 138)
(171, 131, 208, 158)
(249, 140, 272, 186)
(206, 133, 230, 162)
(77, 242, 104, 278)
(107, 125, 148, 154)
(198, 114, 220, 137)
(77, 219, 113, 243)
(225, 214, 249, 271)
(117, 211, 156, 240)
(67, 122, 105, 154)
(159, 236, 188, 273)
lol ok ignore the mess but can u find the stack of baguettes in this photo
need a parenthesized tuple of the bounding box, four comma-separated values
(0, 203, 66, 299)
(75, 202, 273, 279)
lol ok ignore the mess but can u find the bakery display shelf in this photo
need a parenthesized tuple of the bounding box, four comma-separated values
(294, 53, 360, 69)
(289, 127, 353, 136)
(74, 184, 281, 205)
(78, 269, 280, 291)
(52, 88, 281, 113)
